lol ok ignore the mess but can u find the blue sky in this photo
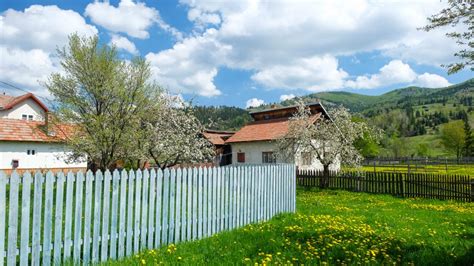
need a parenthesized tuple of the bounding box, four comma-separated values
(1, 0, 472, 108)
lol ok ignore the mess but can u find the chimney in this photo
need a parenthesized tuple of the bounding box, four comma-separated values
(45, 112, 56, 136)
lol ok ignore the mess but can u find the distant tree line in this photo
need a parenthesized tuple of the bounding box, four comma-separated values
(194, 106, 252, 131)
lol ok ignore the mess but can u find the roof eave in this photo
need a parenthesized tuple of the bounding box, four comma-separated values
(2, 93, 49, 112)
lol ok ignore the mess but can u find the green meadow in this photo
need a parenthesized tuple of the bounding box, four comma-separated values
(108, 189, 474, 265)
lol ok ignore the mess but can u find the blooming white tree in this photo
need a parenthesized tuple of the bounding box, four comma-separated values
(277, 101, 381, 187)
(142, 94, 215, 169)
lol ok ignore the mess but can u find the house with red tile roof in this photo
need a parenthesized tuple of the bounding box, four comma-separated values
(203, 129, 234, 166)
(0, 92, 86, 172)
(226, 103, 340, 171)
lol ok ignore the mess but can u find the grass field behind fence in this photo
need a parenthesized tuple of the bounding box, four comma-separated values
(108, 189, 474, 265)
(348, 164, 474, 175)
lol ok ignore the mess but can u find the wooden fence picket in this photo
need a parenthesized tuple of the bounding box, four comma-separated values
(118, 170, 128, 258)
(207, 167, 213, 236)
(154, 170, 163, 248)
(180, 169, 187, 242)
(101, 171, 111, 261)
(62, 172, 74, 262)
(223, 167, 228, 231)
(168, 169, 176, 244)
(211, 167, 217, 235)
(216, 167, 222, 232)
(83, 171, 93, 264)
(192, 168, 198, 240)
(140, 170, 149, 250)
(161, 169, 170, 245)
(0, 172, 6, 266)
(73, 172, 84, 264)
(20, 172, 33, 266)
(92, 171, 103, 262)
(133, 170, 142, 253)
(234, 167, 243, 227)
(197, 167, 203, 239)
(147, 169, 156, 249)
(110, 170, 120, 258)
(233, 167, 238, 229)
(186, 168, 192, 241)
(126, 171, 134, 256)
(175, 168, 182, 243)
(32, 172, 44, 266)
(202, 167, 207, 238)
(7, 171, 20, 266)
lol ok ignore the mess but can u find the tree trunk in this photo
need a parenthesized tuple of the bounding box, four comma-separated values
(87, 160, 99, 173)
(323, 164, 330, 188)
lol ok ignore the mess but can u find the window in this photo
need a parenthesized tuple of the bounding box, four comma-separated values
(28, 115, 34, 120)
(12, 160, 19, 169)
(27, 149, 30, 155)
(22, 114, 27, 120)
(237, 152, 245, 163)
(31, 150, 36, 155)
(301, 152, 312, 166)
(262, 152, 276, 164)
(27, 149, 36, 155)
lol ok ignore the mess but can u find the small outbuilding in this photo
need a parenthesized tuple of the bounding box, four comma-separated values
(203, 129, 235, 166)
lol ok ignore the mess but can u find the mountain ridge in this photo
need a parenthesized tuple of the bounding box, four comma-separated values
(195, 78, 474, 132)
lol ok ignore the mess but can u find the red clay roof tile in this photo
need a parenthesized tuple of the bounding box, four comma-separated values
(0, 118, 74, 142)
(225, 113, 321, 143)
(203, 130, 235, 145)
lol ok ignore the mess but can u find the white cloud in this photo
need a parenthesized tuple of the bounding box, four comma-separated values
(346, 60, 417, 89)
(0, 46, 58, 96)
(246, 98, 265, 108)
(0, 5, 97, 94)
(1, 5, 97, 52)
(85, 0, 181, 40)
(109, 34, 138, 54)
(251, 56, 348, 91)
(187, 8, 221, 29)
(145, 29, 230, 96)
(147, 0, 457, 96)
(346, 60, 451, 89)
(280, 94, 296, 101)
(415, 73, 451, 88)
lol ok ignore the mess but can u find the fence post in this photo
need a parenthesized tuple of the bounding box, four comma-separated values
(402, 173, 406, 197)
(471, 180, 474, 203)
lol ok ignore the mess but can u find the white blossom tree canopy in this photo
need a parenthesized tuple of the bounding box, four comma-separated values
(142, 94, 215, 169)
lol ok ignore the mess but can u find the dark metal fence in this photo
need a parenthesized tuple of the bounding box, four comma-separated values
(297, 170, 473, 202)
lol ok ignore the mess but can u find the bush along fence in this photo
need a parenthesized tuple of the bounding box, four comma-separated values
(0, 164, 296, 265)
(297, 170, 473, 202)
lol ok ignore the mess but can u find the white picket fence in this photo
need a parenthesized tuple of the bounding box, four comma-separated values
(0, 164, 296, 265)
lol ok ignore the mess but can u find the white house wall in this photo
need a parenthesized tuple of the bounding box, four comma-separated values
(231, 141, 288, 165)
(0, 141, 86, 170)
(0, 99, 45, 121)
(295, 152, 340, 171)
(230, 141, 340, 171)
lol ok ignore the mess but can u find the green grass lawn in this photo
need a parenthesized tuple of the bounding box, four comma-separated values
(355, 164, 474, 175)
(106, 189, 474, 265)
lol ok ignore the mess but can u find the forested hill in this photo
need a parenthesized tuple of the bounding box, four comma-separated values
(273, 78, 474, 114)
(195, 78, 474, 133)
(193, 105, 252, 131)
